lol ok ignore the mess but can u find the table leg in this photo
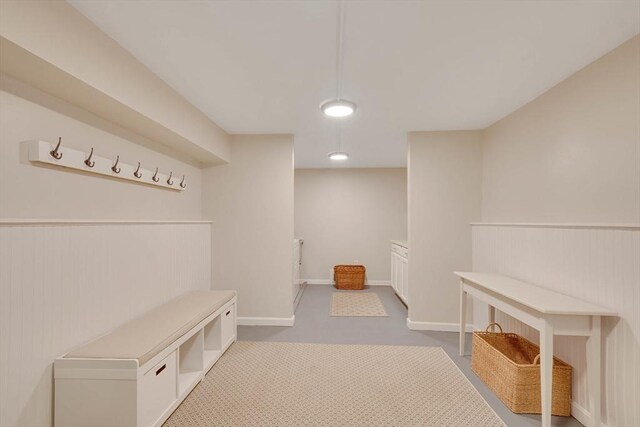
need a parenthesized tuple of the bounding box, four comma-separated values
(488, 305, 496, 325)
(587, 316, 601, 427)
(459, 280, 467, 356)
(540, 321, 554, 427)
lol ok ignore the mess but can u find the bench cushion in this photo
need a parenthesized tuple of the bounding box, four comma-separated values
(65, 290, 236, 366)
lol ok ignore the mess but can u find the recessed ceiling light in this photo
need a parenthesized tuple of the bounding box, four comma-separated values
(320, 99, 357, 118)
(328, 151, 349, 160)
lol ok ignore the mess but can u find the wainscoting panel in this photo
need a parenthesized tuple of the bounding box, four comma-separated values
(0, 221, 211, 427)
(471, 224, 639, 427)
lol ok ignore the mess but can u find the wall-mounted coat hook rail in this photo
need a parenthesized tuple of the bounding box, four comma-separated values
(26, 140, 185, 191)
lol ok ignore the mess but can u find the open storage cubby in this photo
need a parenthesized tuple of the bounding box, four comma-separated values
(178, 330, 204, 396)
(55, 292, 236, 427)
(203, 316, 222, 369)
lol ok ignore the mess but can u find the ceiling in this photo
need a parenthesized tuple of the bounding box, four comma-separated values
(68, 0, 639, 168)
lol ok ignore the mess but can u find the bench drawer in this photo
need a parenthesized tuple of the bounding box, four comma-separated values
(139, 351, 177, 426)
(221, 304, 235, 346)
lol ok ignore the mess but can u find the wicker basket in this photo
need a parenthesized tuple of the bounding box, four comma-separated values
(471, 323, 572, 416)
(334, 265, 366, 290)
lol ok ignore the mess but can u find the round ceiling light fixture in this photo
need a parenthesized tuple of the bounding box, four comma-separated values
(328, 151, 349, 161)
(320, 99, 356, 118)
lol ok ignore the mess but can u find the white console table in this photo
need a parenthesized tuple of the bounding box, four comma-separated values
(455, 272, 616, 427)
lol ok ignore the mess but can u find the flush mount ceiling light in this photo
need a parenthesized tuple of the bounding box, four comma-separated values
(321, 0, 356, 119)
(328, 151, 349, 160)
(320, 99, 356, 118)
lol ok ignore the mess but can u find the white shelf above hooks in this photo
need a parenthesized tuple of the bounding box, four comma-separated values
(26, 140, 186, 191)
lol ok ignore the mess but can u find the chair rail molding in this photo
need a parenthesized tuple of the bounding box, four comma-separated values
(471, 223, 639, 427)
(0, 221, 212, 427)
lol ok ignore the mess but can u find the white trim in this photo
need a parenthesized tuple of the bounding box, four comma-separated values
(390, 240, 408, 249)
(406, 318, 475, 332)
(367, 280, 391, 287)
(304, 279, 334, 285)
(470, 222, 640, 231)
(237, 316, 295, 327)
(0, 219, 212, 226)
(27, 140, 187, 192)
(571, 401, 608, 427)
(303, 279, 391, 287)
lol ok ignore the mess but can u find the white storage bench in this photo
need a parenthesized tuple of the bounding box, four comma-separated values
(54, 290, 237, 427)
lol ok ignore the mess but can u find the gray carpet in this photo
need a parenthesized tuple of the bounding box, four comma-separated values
(238, 284, 583, 427)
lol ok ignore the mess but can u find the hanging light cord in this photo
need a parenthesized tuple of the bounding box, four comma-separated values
(331, 0, 346, 158)
(336, 0, 345, 101)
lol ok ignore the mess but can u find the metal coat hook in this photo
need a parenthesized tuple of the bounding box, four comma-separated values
(50, 137, 63, 159)
(133, 162, 142, 178)
(180, 175, 186, 189)
(166, 171, 174, 185)
(152, 167, 160, 182)
(111, 156, 121, 174)
(84, 148, 95, 168)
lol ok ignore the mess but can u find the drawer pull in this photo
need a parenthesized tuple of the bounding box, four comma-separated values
(226, 310, 231, 316)
(156, 364, 166, 376)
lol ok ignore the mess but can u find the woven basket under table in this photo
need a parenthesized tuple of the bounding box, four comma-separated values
(334, 265, 366, 290)
(471, 323, 572, 416)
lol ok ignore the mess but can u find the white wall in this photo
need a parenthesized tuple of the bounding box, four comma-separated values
(0, 221, 211, 427)
(473, 36, 640, 426)
(407, 131, 482, 329)
(471, 225, 639, 427)
(202, 135, 294, 323)
(0, 69, 211, 427)
(0, 0, 229, 165)
(482, 35, 640, 223)
(294, 168, 407, 283)
(0, 77, 203, 220)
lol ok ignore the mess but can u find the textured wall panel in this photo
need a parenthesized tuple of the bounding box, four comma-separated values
(471, 224, 639, 426)
(0, 222, 211, 427)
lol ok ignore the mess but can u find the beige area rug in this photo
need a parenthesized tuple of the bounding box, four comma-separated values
(330, 292, 388, 317)
(163, 341, 505, 427)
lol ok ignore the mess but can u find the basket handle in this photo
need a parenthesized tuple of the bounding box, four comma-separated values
(485, 322, 503, 333)
(533, 355, 540, 365)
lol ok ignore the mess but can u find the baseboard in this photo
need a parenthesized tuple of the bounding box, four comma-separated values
(367, 280, 391, 286)
(303, 279, 391, 287)
(237, 315, 295, 327)
(406, 318, 475, 332)
(304, 279, 334, 285)
(571, 401, 607, 427)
